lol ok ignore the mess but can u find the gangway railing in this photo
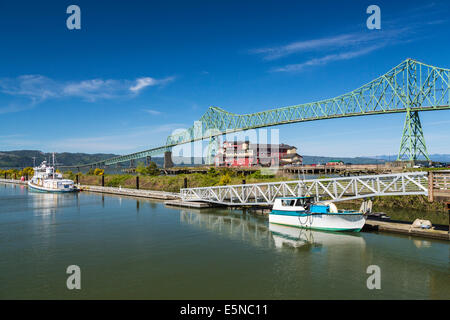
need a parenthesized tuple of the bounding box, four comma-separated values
(181, 172, 429, 206)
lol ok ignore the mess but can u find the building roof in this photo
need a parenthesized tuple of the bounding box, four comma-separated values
(223, 141, 296, 150)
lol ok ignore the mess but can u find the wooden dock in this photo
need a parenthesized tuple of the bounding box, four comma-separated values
(164, 200, 212, 208)
(363, 219, 449, 241)
(79, 185, 180, 200)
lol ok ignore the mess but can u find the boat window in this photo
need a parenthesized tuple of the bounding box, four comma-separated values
(281, 199, 295, 206)
(295, 199, 304, 206)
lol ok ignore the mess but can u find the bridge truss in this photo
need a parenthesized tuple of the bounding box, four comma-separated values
(180, 172, 429, 206)
(82, 59, 449, 167)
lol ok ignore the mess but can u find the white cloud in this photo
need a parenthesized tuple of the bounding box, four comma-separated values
(130, 77, 157, 92)
(46, 123, 185, 153)
(130, 76, 175, 93)
(250, 4, 445, 73)
(272, 45, 384, 73)
(250, 33, 383, 61)
(0, 74, 175, 103)
(143, 109, 162, 115)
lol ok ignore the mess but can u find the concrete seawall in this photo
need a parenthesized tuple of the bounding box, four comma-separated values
(0, 178, 27, 185)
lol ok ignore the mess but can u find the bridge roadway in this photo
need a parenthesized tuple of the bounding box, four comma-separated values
(181, 172, 430, 206)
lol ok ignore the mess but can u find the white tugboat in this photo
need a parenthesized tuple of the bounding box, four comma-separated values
(28, 154, 78, 193)
(269, 196, 366, 232)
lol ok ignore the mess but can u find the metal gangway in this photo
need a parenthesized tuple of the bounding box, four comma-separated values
(181, 172, 429, 206)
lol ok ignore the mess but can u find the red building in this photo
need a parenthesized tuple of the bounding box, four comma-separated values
(214, 141, 303, 167)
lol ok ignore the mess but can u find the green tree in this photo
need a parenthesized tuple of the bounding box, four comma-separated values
(207, 167, 219, 177)
(136, 162, 160, 176)
(219, 173, 231, 185)
(94, 168, 104, 176)
(20, 167, 34, 177)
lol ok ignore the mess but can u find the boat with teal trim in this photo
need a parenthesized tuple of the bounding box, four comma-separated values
(269, 196, 366, 232)
(28, 154, 78, 193)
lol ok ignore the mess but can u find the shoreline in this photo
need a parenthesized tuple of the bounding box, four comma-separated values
(1, 178, 448, 241)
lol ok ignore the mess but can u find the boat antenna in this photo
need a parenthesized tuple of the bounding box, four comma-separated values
(52, 153, 55, 178)
(32, 156, 36, 167)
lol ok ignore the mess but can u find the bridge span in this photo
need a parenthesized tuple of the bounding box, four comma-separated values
(181, 172, 430, 206)
(67, 58, 449, 169)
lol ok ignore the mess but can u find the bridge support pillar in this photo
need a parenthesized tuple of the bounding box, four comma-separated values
(130, 159, 135, 168)
(397, 110, 430, 162)
(164, 151, 174, 168)
(206, 136, 219, 165)
(146, 156, 151, 166)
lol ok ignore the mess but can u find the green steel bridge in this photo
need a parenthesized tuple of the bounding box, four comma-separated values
(81, 58, 450, 167)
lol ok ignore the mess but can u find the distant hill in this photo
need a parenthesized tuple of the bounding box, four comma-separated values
(0, 150, 119, 168)
(2, 150, 449, 168)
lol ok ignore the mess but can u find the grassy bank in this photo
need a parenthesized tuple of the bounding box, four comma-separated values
(66, 169, 291, 193)
(339, 195, 448, 225)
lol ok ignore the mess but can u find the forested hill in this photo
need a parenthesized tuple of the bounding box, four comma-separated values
(1, 150, 448, 168)
(0, 150, 118, 167)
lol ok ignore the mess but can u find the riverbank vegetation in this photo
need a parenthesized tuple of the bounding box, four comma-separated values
(339, 195, 448, 225)
(65, 166, 291, 193)
(28, 162, 446, 225)
(0, 167, 34, 178)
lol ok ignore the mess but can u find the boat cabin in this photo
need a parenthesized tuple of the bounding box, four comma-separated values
(273, 196, 317, 211)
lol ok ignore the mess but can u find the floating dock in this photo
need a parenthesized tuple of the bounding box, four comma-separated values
(363, 219, 449, 241)
(164, 200, 212, 208)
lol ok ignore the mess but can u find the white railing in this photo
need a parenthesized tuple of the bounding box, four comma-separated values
(181, 172, 429, 205)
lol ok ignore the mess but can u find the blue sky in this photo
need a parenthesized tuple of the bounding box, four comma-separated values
(0, 0, 449, 157)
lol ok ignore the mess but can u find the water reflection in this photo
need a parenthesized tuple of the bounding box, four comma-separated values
(180, 209, 273, 247)
(269, 223, 366, 251)
(28, 190, 78, 216)
(179, 209, 367, 253)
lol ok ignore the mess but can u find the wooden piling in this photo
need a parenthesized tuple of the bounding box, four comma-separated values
(136, 176, 139, 190)
(428, 172, 434, 202)
(184, 177, 187, 189)
(101, 175, 105, 187)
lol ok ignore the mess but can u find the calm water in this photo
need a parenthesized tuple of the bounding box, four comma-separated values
(0, 183, 448, 299)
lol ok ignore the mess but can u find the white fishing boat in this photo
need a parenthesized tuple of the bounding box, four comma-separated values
(28, 154, 78, 193)
(269, 196, 366, 232)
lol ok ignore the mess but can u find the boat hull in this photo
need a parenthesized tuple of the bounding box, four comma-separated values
(269, 211, 366, 232)
(28, 181, 78, 193)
